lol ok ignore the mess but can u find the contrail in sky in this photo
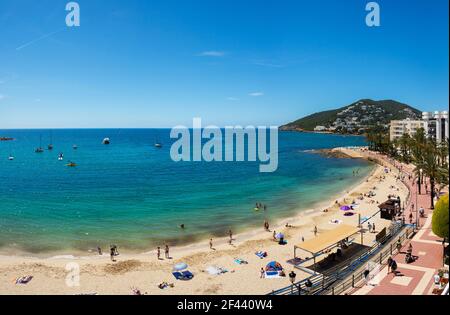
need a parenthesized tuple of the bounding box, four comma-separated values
(16, 28, 66, 51)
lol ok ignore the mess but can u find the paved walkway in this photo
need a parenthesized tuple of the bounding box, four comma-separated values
(350, 153, 447, 295)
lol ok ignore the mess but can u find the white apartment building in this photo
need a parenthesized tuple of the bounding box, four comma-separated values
(389, 119, 425, 141)
(422, 111, 449, 143)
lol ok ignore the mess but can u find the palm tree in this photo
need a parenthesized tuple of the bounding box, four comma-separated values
(414, 141, 449, 209)
(410, 128, 427, 194)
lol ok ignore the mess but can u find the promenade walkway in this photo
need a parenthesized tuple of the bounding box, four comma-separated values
(350, 153, 448, 295)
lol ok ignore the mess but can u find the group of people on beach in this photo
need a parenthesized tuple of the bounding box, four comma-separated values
(157, 245, 171, 260)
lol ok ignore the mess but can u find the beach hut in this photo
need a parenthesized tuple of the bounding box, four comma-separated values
(293, 224, 361, 272)
(378, 199, 400, 220)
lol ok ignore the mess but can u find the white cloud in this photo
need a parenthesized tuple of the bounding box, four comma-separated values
(227, 97, 239, 101)
(252, 61, 284, 68)
(249, 92, 264, 97)
(197, 51, 226, 57)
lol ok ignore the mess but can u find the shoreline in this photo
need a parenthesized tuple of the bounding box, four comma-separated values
(0, 152, 376, 260)
(0, 146, 410, 295)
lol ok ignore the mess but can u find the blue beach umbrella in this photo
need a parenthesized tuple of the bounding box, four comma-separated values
(173, 263, 188, 271)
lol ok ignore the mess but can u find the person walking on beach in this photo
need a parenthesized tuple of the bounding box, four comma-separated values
(110, 246, 116, 262)
(260, 268, 265, 279)
(209, 238, 213, 250)
(157, 247, 161, 260)
(372, 223, 376, 233)
(165, 245, 170, 259)
(314, 226, 318, 236)
(367, 222, 372, 233)
(273, 230, 277, 241)
(229, 230, 233, 241)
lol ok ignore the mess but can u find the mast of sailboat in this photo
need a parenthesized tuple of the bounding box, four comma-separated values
(48, 130, 53, 150)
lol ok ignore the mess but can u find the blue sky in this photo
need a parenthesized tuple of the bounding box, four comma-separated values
(0, 0, 448, 128)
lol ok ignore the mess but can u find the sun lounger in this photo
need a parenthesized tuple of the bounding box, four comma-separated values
(172, 270, 194, 280)
(172, 271, 184, 280)
(182, 270, 194, 279)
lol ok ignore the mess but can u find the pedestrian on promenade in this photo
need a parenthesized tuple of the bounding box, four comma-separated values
(397, 238, 402, 252)
(364, 268, 370, 285)
(387, 257, 393, 274)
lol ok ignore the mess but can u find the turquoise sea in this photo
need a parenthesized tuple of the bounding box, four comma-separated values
(0, 129, 373, 254)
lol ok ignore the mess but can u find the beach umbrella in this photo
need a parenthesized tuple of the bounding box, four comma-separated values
(340, 205, 352, 211)
(173, 263, 188, 271)
(265, 261, 283, 271)
(275, 232, 285, 239)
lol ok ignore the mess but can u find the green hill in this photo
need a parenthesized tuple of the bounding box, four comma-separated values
(280, 99, 422, 134)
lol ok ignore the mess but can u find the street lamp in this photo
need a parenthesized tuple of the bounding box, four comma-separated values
(416, 169, 422, 229)
(289, 271, 296, 294)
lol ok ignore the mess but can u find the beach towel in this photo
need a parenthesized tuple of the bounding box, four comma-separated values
(15, 276, 33, 285)
(206, 266, 228, 275)
(234, 259, 248, 265)
(264, 271, 281, 279)
(255, 251, 267, 259)
(286, 258, 304, 266)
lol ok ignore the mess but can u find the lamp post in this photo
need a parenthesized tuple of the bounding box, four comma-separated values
(416, 169, 422, 229)
(289, 271, 296, 295)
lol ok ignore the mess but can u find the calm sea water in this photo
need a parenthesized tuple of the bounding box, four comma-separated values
(0, 129, 372, 254)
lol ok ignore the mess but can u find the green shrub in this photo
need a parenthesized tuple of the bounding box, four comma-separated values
(432, 194, 449, 239)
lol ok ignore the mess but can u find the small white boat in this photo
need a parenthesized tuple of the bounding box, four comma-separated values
(73, 145, 78, 150)
(154, 143, 162, 148)
(58, 153, 64, 161)
(102, 138, 110, 145)
(8, 155, 14, 161)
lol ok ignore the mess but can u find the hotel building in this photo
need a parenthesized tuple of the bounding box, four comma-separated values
(422, 111, 449, 143)
(390, 119, 426, 141)
(390, 111, 449, 143)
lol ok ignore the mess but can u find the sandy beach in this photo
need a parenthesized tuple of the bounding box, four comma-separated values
(0, 147, 410, 295)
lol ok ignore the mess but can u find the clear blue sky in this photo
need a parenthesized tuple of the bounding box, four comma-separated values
(0, 0, 448, 128)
